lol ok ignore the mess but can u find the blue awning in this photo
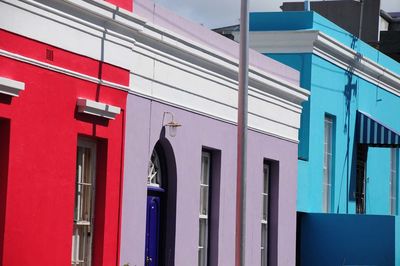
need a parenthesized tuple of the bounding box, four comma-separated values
(356, 111, 400, 146)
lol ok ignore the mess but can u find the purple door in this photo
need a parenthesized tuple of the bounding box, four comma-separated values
(145, 195, 161, 266)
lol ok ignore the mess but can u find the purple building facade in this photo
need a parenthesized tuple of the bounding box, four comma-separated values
(120, 1, 309, 266)
(0, 0, 307, 265)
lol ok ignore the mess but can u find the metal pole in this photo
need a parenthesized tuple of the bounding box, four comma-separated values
(358, 0, 365, 39)
(235, 0, 249, 265)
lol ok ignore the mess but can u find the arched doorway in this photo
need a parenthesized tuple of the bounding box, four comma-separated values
(144, 141, 176, 266)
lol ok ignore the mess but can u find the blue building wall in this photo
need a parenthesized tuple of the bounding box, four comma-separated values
(268, 52, 400, 215)
(397, 216, 400, 266)
(250, 12, 400, 76)
(254, 11, 400, 216)
(250, 11, 400, 264)
(298, 212, 395, 266)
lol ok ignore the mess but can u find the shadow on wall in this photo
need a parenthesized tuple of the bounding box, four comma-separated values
(337, 36, 359, 213)
(152, 128, 177, 266)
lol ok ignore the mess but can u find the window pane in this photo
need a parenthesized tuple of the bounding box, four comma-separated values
(200, 185, 209, 215)
(148, 150, 162, 187)
(72, 141, 95, 266)
(198, 248, 205, 266)
(263, 165, 269, 194)
(72, 224, 91, 265)
(199, 151, 211, 266)
(201, 154, 210, 185)
(322, 184, 328, 212)
(75, 147, 94, 222)
(390, 148, 398, 215)
(261, 163, 270, 265)
(198, 218, 208, 266)
(261, 223, 268, 266)
(323, 115, 334, 213)
(199, 219, 208, 248)
(262, 194, 268, 221)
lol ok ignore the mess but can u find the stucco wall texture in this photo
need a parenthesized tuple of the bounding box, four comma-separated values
(120, 94, 299, 266)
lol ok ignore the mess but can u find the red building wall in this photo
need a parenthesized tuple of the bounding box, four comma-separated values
(105, 0, 133, 11)
(0, 30, 129, 266)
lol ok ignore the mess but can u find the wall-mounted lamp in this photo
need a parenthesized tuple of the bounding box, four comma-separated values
(162, 112, 182, 137)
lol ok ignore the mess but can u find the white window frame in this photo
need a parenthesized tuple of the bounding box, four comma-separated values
(390, 148, 398, 215)
(261, 163, 270, 266)
(323, 115, 334, 213)
(198, 151, 211, 266)
(72, 138, 97, 266)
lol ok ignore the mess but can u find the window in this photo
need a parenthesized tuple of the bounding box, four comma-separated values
(72, 139, 97, 266)
(198, 151, 210, 266)
(261, 163, 270, 266)
(0, 119, 10, 263)
(390, 148, 398, 215)
(147, 149, 162, 188)
(356, 145, 368, 214)
(323, 115, 334, 213)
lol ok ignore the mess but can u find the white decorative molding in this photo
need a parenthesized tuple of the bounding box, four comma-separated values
(0, 77, 25, 97)
(243, 30, 400, 97)
(77, 98, 121, 119)
(0, 49, 129, 92)
(314, 32, 400, 97)
(0, 0, 307, 102)
(236, 31, 316, 54)
(0, 0, 310, 142)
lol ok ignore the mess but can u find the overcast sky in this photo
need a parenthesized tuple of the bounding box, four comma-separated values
(153, 0, 400, 28)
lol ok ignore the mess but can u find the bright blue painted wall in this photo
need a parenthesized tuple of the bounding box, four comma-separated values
(254, 11, 400, 215)
(366, 148, 391, 215)
(397, 216, 400, 266)
(267, 54, 312, 161)
(299, 213, 395, 266)
(251, 12, 400, 263)
(250, 12, 400, 76)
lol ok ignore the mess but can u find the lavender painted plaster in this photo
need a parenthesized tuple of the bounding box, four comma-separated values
(120, 94, 298, 266)
(133, 0, 300, 86)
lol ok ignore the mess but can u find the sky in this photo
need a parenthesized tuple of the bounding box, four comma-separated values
(153, 0, 400, 28)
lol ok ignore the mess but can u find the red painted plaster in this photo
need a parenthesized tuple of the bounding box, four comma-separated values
(0, 30, 129, 86)
(104, 0, 133, 12)
(0, 31, 128, 266)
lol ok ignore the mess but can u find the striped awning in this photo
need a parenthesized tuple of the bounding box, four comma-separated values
(356, 111, 400, 146)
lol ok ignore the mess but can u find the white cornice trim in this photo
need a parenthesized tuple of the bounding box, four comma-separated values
(77, 98, 121, 119)
(6, 0, 308, 105)
(244, 30, 400, 97)
(0, 77, 25, 97)
(0, 49, 130, 92)
(314, 32, 400, 96)
(0, 0, 309, 142)
(131, 40, 308, 110)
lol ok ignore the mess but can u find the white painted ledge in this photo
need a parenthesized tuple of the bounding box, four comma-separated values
(0, 77, 25, 97)
(242, 30, 400, 97)
(77, 98, 121, 119)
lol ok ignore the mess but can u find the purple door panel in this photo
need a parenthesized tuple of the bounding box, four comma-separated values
(145, 196, 160, 266)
